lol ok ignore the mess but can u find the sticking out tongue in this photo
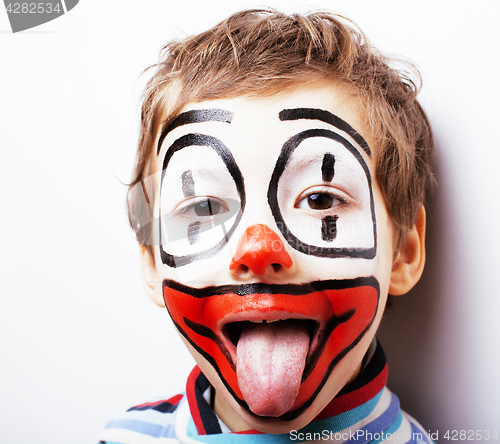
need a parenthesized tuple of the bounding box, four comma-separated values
(236, 320, 310, 417)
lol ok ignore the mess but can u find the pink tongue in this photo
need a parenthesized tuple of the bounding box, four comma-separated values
(236, 320, 310, 417)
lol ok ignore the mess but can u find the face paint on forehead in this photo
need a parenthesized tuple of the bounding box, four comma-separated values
(279, 108, 371, 157)
(321, 153, 335, 182)
(181, 170, 195, 197)
(157, 109, 234, 155)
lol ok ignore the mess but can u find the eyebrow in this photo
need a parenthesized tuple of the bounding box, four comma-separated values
(157, 109, 233, 155)
(279, 108, 371, 156)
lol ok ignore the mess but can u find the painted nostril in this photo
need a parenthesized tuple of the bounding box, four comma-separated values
(272, 264, 282, 272)
(229, 224, 293, 275)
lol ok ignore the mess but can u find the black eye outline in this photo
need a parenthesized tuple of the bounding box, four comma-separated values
(267, 128, 377, 259)
(159, 133, 246, 268)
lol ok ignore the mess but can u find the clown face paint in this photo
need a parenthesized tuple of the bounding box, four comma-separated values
(158, 131, 245, 267)
(152, 87, 396, 433)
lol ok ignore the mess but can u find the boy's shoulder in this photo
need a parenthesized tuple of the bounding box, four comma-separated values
(99, 367, 224, 443)
(99, 393, 184, 443)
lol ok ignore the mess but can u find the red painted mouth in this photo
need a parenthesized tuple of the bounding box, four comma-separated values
(163, 277, 379, 419)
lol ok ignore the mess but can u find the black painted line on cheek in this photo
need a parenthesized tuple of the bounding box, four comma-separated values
(321, 153, 335, 182)
(181, 170, 195, 197)
(321, 215, 338, 242)
(187, 221, 201, 245)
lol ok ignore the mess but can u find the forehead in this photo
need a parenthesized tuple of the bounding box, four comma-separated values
(155, 87, 371, 166)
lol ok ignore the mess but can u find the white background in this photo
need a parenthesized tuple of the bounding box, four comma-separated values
(1, 1, 499, 442)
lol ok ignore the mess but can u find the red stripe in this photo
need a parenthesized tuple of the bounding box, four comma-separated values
(133, 393, 184, 410)
(186, 366, 206, 435)
(314, 363, 388, 420)
(167, 394, 184, 405)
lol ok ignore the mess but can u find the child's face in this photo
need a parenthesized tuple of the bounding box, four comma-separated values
(148, 86, 396, 433)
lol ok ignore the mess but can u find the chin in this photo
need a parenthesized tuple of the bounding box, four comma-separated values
(190, 332, 372, 435)
(243, 412, 314, 435)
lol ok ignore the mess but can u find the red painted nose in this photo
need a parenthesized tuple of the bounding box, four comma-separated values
(229, 224, 293, 275)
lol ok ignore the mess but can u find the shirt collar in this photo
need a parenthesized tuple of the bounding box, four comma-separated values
(186, 338, 388, 436)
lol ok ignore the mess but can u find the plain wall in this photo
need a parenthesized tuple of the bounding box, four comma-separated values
(1, 1, 499, 442)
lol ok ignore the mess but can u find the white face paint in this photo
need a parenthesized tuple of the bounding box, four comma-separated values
(159, 143, 242, 258)
(149, 87, 396, 433)
(275, 135, 375, 251)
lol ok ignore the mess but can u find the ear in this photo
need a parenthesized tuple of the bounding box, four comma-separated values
(139, 244, 165, 307)
(389, 206, 426, 296)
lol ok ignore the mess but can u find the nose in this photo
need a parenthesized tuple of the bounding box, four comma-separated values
(229, 224, 293, 275)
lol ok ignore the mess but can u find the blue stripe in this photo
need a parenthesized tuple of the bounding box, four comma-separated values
(187, 412, 290, 444)
(160, 423, 177, 438)
(371, 410, 403, 444)
(344, 392, 400, 443)
(188, 391, 386, 444)
(302, 388, 384, 437)
(405, 422, 430, 444)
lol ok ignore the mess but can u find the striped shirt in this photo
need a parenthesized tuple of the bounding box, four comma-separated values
(100, 341, 434, 444)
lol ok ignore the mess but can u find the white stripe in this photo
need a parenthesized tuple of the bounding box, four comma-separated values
(385, 414, 413, 444)
(113, 407, 178, 428)
(175, 397, 202, 444)
(402, 412, 433, 443)
(100, 427, 178, 444)
(60, 0, 68, 13)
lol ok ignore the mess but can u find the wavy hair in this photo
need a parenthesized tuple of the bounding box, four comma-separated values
(128, 9, 435, 257)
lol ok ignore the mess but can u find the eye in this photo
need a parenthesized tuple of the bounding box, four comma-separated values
(179, 198, 227, 217)
(306, 193, 333, 210)
(194, 199, 221, 216)
(296, 192, 345, 211)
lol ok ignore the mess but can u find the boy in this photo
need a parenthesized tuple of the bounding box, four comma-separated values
(101, 9, 435, 443)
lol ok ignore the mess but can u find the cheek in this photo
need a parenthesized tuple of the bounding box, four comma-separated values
(292, 280, 379, 412)
(162, 284, 243, 401)
(370, 191, 397, 295)
(294, 254, 377, 283)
